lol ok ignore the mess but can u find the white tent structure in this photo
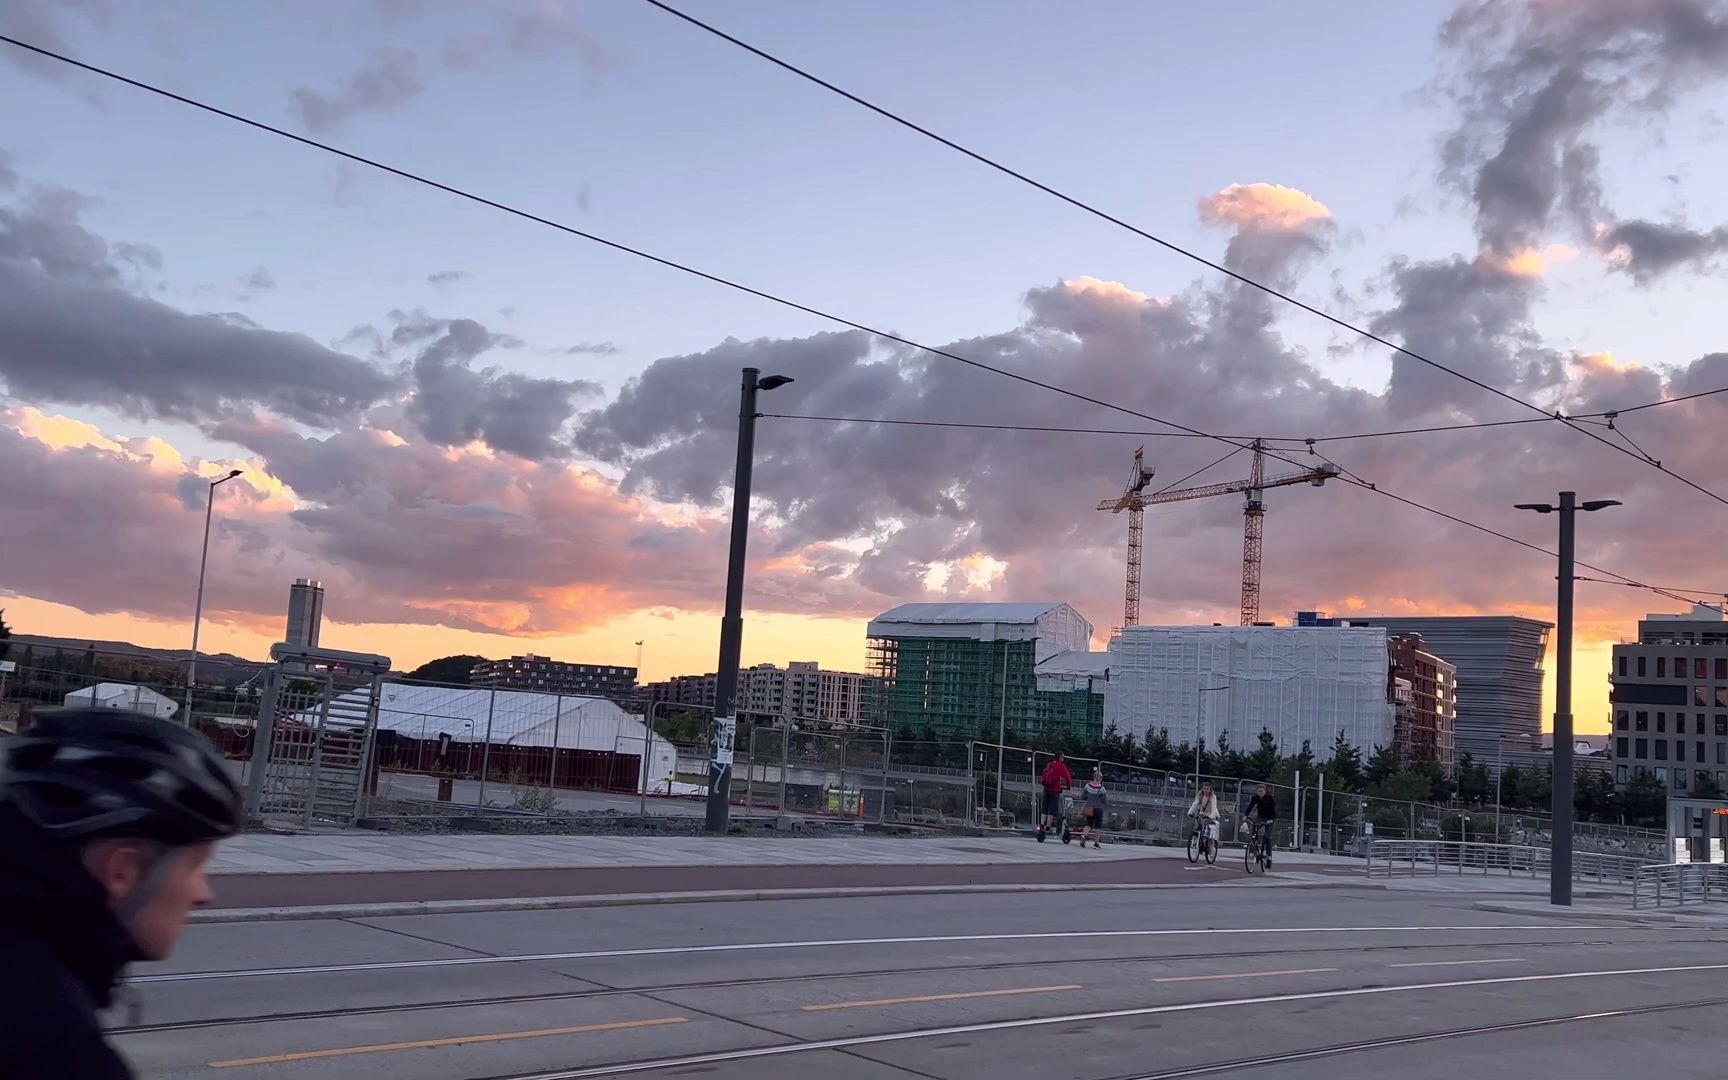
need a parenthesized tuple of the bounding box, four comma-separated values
(64, 683, 178, 719)
(366, 681, 677, 792)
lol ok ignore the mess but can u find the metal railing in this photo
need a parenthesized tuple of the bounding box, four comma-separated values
(1633, 863, 1728, 908)
(1366, 840, 1650, 886)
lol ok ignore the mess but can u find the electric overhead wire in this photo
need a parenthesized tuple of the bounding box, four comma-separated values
(3, 33, 1720, 611)
(642, 0, 1728, 511)
(1149, 446, 1245, 498)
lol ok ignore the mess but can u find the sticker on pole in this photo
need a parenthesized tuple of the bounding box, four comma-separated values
(712, 715, 737, 767)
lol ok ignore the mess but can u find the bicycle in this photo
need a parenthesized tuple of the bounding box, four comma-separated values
(1244, 819, 1270, 874)
(1186, 814, 1219, 865)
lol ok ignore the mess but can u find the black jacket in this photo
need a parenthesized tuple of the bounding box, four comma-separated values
(0, 805, 141, 1079)
(1247, 793, 1278, 820)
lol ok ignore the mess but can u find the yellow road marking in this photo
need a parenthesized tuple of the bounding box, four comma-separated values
(1154, 968, 1336, 983)
(208, 1016, 687, 1068)
(1390, 958, 1526, 969)
(804, 984, 1083, 1012)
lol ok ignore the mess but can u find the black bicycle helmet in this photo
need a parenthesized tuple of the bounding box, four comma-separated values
(0, 708, 243, 845)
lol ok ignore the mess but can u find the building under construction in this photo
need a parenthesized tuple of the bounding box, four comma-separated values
(866, 602, 1098, 740)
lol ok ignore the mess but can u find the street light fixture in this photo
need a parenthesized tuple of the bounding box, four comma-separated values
(1514, 491, 1621, 906)
(706, 368, 795, 833)
(186, 469, 243, 722)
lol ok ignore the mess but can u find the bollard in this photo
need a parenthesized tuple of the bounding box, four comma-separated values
(437, 776, 454, 802)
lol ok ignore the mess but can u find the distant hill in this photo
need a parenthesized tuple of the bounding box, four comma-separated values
(10, 634, 266, 686)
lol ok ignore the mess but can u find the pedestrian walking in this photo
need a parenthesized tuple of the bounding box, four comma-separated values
(1079, 770, 1108, 849)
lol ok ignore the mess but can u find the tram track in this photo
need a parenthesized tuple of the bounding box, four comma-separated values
(111, 933, 1697, 1036)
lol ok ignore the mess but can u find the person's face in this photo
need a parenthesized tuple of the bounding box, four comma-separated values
(1258, 786, 1267, 797)
(86, 840, 218, 960)
(1201, 783, 1212, 794)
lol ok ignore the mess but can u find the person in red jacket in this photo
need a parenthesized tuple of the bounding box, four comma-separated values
(1037, 752, 1072, 838)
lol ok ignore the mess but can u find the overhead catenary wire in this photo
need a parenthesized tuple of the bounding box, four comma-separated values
(4, 34, 1721, 614)
(764, 412, 1566, 444)
(641, 0, 1728, 511)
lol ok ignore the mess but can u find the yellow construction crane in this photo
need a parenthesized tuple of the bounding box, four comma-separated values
(1097, 440, 1340, 628)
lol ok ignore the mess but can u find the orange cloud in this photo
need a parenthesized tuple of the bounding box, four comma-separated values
(1478, 243, 1578, 279)
(1199, 183, 1332, 231)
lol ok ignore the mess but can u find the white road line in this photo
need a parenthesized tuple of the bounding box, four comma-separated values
(134, 924, 1622, 984)
(507, 961, 1728, 1078)
(1154, 968, 1336, 983)
(1389, 958, 1526, 969)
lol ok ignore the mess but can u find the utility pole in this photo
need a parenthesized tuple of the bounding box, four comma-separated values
(186, 469, 242, 724)
(1516, 491, 1620, 905)
(705, 368, 793, 833)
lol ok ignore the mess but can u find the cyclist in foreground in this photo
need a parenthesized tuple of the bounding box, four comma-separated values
(1187, 780, 1220, 856)
(1246, 783, 1277, 867)
(1037, 751, 1072, 840)
(0, 708, 244, 1079)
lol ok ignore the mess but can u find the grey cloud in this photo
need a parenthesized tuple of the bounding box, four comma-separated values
(1599, 218, 1728, 282)
(0, 151, 17, 191)
(0, 185, 393, 427)
(291, 48, 426, 134)
(1439, 0, 1728, 255)
(426, 269, 467, 285)
(0, 0, 106, 80)
(565, 340, 618, 356)
(1370, 256, 1565, 418)
(242, 266, 277, 291)
(406, 318, 600, 459)
(508, 3, 616, 70)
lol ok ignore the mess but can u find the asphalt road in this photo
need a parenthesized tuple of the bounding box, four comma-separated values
(207, 853, 1246, 908)
(106, 885, 1728, 1078)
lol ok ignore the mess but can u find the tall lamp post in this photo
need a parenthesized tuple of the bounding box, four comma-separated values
(706, 368, 794, 833)
(1197, 680, 1229, 780)
(186, 469, 243, 723)
(1515, 491, 1621, 906)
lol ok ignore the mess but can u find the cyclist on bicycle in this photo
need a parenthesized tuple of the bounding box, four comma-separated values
(1037, 752, 1072, 839)
(1246, 783, 1277, 867)
(1186, 781, 1220, 851)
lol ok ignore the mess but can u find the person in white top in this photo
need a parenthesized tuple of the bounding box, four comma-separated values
(1186, 781, 1220, 823)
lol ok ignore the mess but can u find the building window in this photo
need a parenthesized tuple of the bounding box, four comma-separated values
(1656, 740, 1668, 761)
(1700, 741, 1708, 764)
(1618, 655, 1628, 678)
(1700, 715, 1709, 736)
(1677, 657, 1690, 679)
(1656, 767, 1668, 783)
(1657, 712, 1667, 733)
(1719, 687, 1728, 708)
(1718, 715, 1728, 737)
(1676, 741, 1686, 762)
(1615, 711, 1629, 731)
(1636, 711, 1648, 731)
(1698, 687, 1712, 707)
(1719, 742, 1726, 766)
(1617, 736, 1630, 758)
(1676, 770, 1689, 791)
(1617, 764, 1630, 784)
(1658, 656, 1668, 678)
(1717, 657, 1728, 681)
(1638, 656, 1647, 677)
(1695, 657, 1708, 679)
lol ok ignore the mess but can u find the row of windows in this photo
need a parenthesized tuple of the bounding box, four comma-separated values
(1615, 711, 1728, 734)
(1618, 654, 1728, 680)
(1617, 736, 1728, 764)
(1617, 765, 1721, 791)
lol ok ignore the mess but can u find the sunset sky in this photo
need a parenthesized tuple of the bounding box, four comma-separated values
(4, 0, 1726, 736)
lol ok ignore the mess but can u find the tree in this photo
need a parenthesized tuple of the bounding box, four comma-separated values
(1498, 764, 1524, 808)
(1327, 731, 1365, 792)
(1245, 729, 1281, 781)
(1365, 744, 1404, 787)
(1455, 753, 1492, 803)
(0, 608, 11, 662)
(404, 655, 489, 686)
(1411, 759, 1453, 803)
(84, 642, 97, 676)
(1143, 728, 1177, 773)
(1620, 771, 1667, 828)
(1575, 768, 1618, 821)
(1213, 729, 1247, 780)
(1694, 771, 1724, 800)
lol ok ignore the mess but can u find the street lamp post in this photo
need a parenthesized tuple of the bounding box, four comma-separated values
(1198, 681, 1229, 780)
(706, 368, 794, 833)
(1515, 491, 1621, 906)
(186, 469, 243, 723)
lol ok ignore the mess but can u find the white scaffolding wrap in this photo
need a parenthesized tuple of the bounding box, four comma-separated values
(1105, 626, 1394, 760)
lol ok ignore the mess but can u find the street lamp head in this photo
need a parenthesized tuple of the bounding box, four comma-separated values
(756, 374, 794, 392)
(1513, 502, 1555, 513)
(1581, 499, 1622, 512)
